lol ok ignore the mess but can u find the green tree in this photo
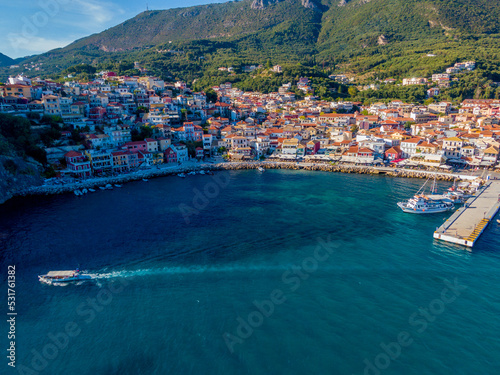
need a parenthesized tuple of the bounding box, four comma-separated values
(348, 87, 358, 98)
(205, 88, 218, 103)
(131, 126, 154, 141)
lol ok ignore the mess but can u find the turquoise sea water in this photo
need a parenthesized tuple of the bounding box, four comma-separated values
(1, 170, 500, 375)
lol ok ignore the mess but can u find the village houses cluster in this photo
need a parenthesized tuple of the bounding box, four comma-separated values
(399, 61, 477, 98)
(1, 67, 500, 179)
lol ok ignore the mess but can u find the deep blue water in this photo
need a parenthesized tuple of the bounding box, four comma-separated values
(1, 170, 500, 375)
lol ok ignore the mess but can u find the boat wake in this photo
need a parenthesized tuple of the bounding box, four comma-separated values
(41, 280, 90, 287)
(87, 264, 293, 280)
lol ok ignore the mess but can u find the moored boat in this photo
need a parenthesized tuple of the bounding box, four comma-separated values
(38, 269, 91, 284)
(114, 184, 122, 188)
(397, 176, 454, 214)
(88, 188, 96, 192)
(178, 173, 186, 178)
(258, 166, 265, 172)
(397, 195, 454, 214)
(142, 178, 149, 182)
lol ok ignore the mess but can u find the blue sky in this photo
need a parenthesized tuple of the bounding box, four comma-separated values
(0, 0, 230, 59)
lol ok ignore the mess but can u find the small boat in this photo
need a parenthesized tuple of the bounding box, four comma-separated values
(258, 166, 265, 172)
(88, 188, 96, 192)
(142, 178, 149, 182)
(74, 190, 81, 196)
(188, 171, 196, 176)
(105, 184, 113, 189)
(38, 269, 91, 285)
(199, 170, 206, 175)
(81, 188, 88, 194)
(178, 173, 186, 178)
(445, 190, 471, 203)
(497, 219, 500, 224)
(114, 184, 122, 188)
(99, 186, 107, 190)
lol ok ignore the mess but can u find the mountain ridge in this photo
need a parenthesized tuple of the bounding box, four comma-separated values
(2, 0, 500, 81)
(0, 53, 14, 68)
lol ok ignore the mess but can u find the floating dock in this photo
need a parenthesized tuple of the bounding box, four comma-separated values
(434, 180, 500, 247)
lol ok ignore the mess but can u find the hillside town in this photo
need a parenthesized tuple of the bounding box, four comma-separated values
(1, 69, 500, 180)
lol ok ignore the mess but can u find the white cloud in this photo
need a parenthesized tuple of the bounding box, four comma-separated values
(6, 35, 73, 55)
(62, 0, 125, 30)
(1, 0, 126, 57)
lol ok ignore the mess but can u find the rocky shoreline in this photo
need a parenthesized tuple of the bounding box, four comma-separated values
(220, 162, 461, 181)
(11, 161, 469, 200)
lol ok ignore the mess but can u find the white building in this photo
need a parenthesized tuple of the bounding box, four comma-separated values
(400, 138, 422, 158)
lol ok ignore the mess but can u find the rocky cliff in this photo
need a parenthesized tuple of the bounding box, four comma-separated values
(251, 0, 317, 9)
(251, 0, 283, 9)
(0, 156, 44, 204)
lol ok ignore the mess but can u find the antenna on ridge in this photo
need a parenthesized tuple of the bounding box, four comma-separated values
(146, 2, 149, 11)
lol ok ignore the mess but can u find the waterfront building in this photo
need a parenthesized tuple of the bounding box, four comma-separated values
(64, 151, 91, 178)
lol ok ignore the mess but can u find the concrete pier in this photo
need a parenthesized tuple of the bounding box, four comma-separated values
(434, 180, 500, 247)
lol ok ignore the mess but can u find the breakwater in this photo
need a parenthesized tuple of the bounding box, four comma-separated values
(13, 161, 466, 200)
(221, 162, 460, 181)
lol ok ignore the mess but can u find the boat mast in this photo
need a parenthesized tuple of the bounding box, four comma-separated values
(416, 178, 430, 195)
(431, 175, 437, 194)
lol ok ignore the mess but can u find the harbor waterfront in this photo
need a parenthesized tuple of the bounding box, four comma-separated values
(434, 180, 500, 247)
(1, 169, 500, 375)
(14, 161, 480, 199)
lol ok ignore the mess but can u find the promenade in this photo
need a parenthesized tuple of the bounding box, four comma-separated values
(434, 180, 500, 247)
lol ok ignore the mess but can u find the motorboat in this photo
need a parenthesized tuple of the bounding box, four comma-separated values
(397, 176, 454, 214)
(178, 173, 186, 178)
(397, 195, 454, 213)
(258, 166, 265, 172)
(38, 269, 91, 284)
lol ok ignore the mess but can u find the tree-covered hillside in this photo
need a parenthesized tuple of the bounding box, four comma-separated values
(2, 0, 500, 87)
(0, 53, 14, 68)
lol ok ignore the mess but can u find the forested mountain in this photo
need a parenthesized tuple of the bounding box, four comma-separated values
(0, 53, 14, 68)
(3, 0, 500, 83)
